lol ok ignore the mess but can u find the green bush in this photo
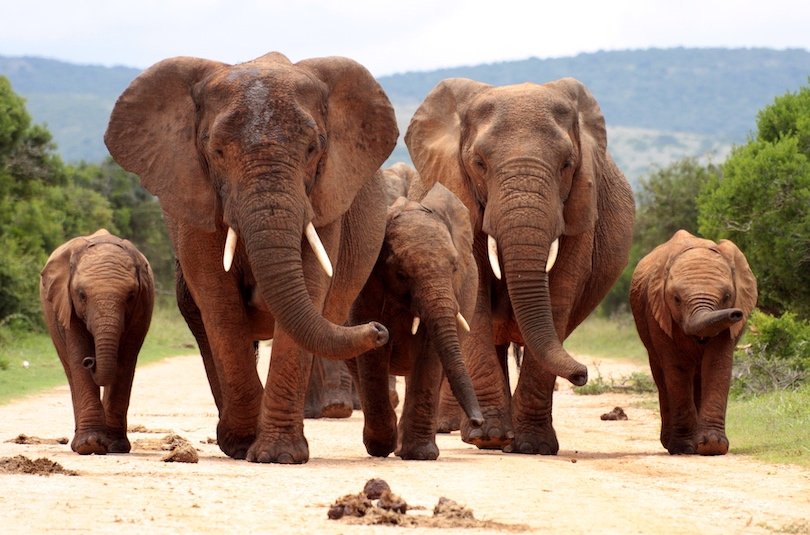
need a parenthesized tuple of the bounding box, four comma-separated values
(732, 310, 810, 396)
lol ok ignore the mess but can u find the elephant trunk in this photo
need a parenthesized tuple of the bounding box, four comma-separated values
(683, 308, 744, 339)
(494, 185, 588, 386)
(420, 291, 483, 426)
(240, 188, 387, 360)
(90, 307, 124, 387)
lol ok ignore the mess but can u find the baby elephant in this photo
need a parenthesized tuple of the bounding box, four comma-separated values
(350, 182, 483, 460)
(40, 229, 155, 455)
(630, 230, 757, 455)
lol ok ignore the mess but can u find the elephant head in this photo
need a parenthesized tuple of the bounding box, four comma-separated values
(384, 183, 482, 425)
(40, 229, 154, 386)
(643, 230, 758, 341)
(104, 53, 398, 359)
(405, 77, 612, 385)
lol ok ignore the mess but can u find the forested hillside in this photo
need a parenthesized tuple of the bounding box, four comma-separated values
(2, 48, 809, 182)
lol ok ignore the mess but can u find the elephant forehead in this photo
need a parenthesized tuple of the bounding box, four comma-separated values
(73, 246, 137, 282)
(669, 248, 733, 282)
(387, 215, 455, 264)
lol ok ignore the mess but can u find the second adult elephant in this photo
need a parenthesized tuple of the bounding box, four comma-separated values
(105, 52, 398, 463)
(405, 77, 635, 453)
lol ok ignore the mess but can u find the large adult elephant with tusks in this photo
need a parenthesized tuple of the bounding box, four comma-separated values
(105, 52, 398, 463)
(405, 77, 634, 454)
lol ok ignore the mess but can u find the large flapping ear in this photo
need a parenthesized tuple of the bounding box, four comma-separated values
(546, 78, 607, 236)
(419, 183, 473, 261)
(404, 78, 490, 212)
(40, 237, 85, 329)
(716, 239, 758, 339)
(104, 57, 226, 231)
(297, 57, 399, 227)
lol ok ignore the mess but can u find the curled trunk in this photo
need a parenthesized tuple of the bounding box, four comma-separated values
(684, 308, 744, 339)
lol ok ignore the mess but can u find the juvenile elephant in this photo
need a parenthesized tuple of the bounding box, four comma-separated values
(105, 52, 398, 463)
(630, 230, 757, 455)
(40, 229, 154, 455)
(350, 182, 483, 460)
(405, 77, 635, 454)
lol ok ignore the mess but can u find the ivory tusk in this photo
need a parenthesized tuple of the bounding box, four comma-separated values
(223, 227, 238, 272)
(411, 316, 421, 335)
(546, 238, 559, 273)
(456, 312, 470, 332)
(305, 222, 333, 278)
(487, 234, 502, 280)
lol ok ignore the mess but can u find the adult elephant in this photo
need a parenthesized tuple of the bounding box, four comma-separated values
(105, 52, 398, 463)
(405, 77, 634, 454)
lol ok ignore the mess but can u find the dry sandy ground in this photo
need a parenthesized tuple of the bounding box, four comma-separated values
(0, 352, 808, 534)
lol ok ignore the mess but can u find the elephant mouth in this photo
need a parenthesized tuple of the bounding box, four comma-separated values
(693, 336, 709, 345)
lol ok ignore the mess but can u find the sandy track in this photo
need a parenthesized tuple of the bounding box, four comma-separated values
(0, 353, 808, 534)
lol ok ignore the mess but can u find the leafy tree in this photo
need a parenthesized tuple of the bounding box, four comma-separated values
(699, 82, 810, 319)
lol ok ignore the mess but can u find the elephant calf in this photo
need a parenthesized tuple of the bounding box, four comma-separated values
(350, 182, 483, 460)
(630, 230, 757, 455)
(40, 229, 154, 455)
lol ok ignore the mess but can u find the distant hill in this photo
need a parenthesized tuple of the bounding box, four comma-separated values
(2, 48, 809, 184)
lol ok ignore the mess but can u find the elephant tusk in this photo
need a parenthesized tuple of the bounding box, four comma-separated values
(305, 222, 333, 278)
(546, 238, 559, 272)
(411, 316, 421, 335)
(487, 234, 502, 280)
(223, 227, 238, 272)
(456, 312, 470, 332)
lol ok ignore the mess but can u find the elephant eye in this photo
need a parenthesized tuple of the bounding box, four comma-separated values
(723, 292, 731, 304)
(474, 156, 487, 173)
(396, 270, 408, 282)
(562, 159, 574, 171)
(673, 294, 681, 305)
(78, 289, 87, 303)
(127, 291, 136, 303)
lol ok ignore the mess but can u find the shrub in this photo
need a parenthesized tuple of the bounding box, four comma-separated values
(732, 310, 810, 396)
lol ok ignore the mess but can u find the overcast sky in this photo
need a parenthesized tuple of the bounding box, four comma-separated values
(3, 0, 809, 76)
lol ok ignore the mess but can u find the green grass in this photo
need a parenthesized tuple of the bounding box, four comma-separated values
(565, 313, 648, 363)
(727, 385, 810, 468)
(0, 305, 196, 405)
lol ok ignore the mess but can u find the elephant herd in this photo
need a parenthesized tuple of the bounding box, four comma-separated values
(38, 51, 757, 464)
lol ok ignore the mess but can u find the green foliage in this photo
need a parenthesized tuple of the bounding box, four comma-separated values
(573, 367, 656, 396)
(565, 313, 648, 363)
(698, 82, 810, 318)
(732, 310, 810, 396)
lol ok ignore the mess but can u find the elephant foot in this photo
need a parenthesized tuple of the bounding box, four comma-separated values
(504, 425, 559, 455)
(666, 436, 697, 455)
(436, 400, 462, 433)
(71, 430, 110, 455)
(396, 439, 439, 461)
(321, 401, 353, 419)
(695, 430, 729, 456)
(363, 419, 397, 458)
(462, 408, 513, 449)
(216, 422, 256, 460)
(246, 431, 309, 464)
(106, 436, 131, 454)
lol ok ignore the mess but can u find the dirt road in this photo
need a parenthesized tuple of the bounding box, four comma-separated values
(0, 352, 808, 534)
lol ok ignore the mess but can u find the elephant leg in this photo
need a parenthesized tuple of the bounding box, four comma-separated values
(661, 357, 699, 455)
(695, 337, 734, 455)
(436, 376, 462, 433)
(507, 346, 558, 455)
(176, 263, 223, 412)
(648, 354, 672, 450)
(247, 328, 311, 464)
(356, 350, 397, 458)
(61, 331, 110, 455)
(304, 357, 354, 418)
(397, 352, 442, 460)
(461, 311, 513, 449)
(100, 335, 141, 453)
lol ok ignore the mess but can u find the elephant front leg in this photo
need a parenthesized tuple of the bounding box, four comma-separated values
(100, 338, 140, 454)
(247, 329, 311, 464)
(63, 331, 109, 455)
(695, 338, 734, 455)
(662, 362, 699, 455)
(461, 319, 514, 449)
(305, 358, 355, 419)
(507, 348, 558, 455)
(397, 352, 443, 460)
(356, 349, 398, 458)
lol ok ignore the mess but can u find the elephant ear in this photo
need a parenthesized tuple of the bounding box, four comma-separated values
(546, 77, 608, 236)
(104, 57, 226, 231)
(41, 237, 83, 330)
(716, 239, 758, 339)
(297, 57, 399, 227)
(420, 183, 473, 262)
(404, 78, 490, 215)
(120, 238, 156, 305)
